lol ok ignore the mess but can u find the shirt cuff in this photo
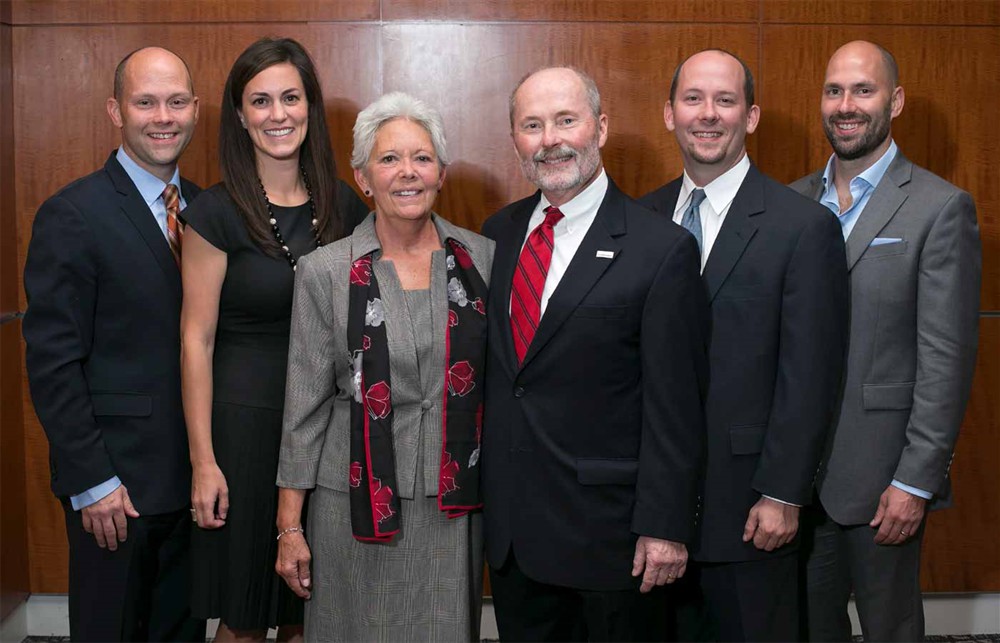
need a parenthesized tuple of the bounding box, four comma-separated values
(70, 476, 122, 510)
(890, 479, 933, 500)
(762, 494, 801, 507)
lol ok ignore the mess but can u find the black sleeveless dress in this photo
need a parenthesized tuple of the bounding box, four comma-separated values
(183, 182, 367, 629)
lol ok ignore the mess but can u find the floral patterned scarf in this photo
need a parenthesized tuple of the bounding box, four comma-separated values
(347, 237, 487, 542)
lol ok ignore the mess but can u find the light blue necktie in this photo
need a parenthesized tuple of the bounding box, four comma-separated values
(681, 188, 706, 253)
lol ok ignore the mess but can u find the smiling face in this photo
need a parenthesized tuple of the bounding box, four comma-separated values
(510, 67, 608, 206)
(106, 47, 199, 183)
(354, 117, 445, 224)
(239, 62, 309, 166)
(822, 41, 903, 164)
(665, 50, 759, 185)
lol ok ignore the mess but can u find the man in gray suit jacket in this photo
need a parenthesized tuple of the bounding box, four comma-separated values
(791, 40, 981, 642)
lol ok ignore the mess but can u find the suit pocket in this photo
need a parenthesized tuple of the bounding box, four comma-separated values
(860, 240, 908, 260)
(729, 424, 766, 455)
(91, 393, 153, 417)
(572, 305, 633, 319)
(862, 382, 915, 410)
(576, 458, 639, 485)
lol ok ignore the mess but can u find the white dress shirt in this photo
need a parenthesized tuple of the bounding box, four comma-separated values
(673, 153, 751, 272)
(519, 169, 609, 318)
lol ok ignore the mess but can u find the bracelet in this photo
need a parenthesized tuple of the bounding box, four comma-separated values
(276, 526, 304, 541)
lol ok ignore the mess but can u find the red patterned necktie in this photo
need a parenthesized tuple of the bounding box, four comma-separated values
(510, 205, 564, 364)
(162, 184, 182, 266)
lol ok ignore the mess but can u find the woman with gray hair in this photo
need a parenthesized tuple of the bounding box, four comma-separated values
(274, 92, 494, 641)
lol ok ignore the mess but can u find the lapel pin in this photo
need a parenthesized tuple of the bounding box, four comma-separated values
(596, 250, 615, 259)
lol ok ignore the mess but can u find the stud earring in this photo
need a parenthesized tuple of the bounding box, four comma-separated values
(364, 189, 372, 197)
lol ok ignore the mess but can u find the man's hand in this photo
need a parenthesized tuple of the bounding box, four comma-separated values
(870, 485, 926, 545)
(276, 531, 312, 599)
(742, 496, 799, 551)
(80, 484, 140, 551)
(631, 536, 687, 593)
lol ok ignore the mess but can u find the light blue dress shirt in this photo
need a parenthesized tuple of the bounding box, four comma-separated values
(819, 140, 897, 241)
(818, 140, 931, 502)
(69, 147, 187, 511)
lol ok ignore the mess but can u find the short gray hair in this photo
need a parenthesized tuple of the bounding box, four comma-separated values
(351, 92, 450, 169)
(508, 66, 602, 129)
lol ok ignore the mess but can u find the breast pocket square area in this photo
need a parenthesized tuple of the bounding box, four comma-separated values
(870, 237, 903, 246)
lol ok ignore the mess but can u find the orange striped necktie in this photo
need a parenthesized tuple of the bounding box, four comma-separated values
(162, 184, 182, 266)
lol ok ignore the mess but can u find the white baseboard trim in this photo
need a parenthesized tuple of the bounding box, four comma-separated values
(3, 592, 996, 639)
(0, 599, 28, 643)
(852, 592, 1000, 636)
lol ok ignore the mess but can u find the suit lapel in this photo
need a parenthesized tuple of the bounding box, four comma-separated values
(653, 179, 683, 216)
(105, 155, 181, 297)
(844, 155, 911, 271)
(805, 173, 825, 200)
(702, 165, 763, 302)
(493, 194, 538, 377)
(518, 182, 626, 371)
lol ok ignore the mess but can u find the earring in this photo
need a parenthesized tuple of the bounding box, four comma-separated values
(364, 189, 372, 197)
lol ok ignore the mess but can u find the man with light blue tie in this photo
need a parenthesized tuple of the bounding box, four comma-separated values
(640, 49, 848, 641)
(23, 47, 204, 641)
(791, 40, 981, 642)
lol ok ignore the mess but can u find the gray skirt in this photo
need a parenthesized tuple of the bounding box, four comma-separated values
(305, 482, 483, 642)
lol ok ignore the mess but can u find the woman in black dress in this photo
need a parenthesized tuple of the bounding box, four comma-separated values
(180, 37, 366, 642)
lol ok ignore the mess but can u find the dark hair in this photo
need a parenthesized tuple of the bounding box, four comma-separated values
(114, 46, 194, 102)
(669, 49, 755, 108)
(219, 37, 342, 255)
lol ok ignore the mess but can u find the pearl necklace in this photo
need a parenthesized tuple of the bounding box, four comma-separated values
(259, 168, 320, 270)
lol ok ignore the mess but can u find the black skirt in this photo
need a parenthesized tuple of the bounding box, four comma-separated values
(190, 401, 303, 629)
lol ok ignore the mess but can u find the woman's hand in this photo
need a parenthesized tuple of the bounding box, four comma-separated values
(276, 530, 312, 599)
(191, 462, 229, 529)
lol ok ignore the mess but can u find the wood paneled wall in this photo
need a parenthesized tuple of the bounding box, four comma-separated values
(2, 0, 997, 594)
(1, 16, 31, 620)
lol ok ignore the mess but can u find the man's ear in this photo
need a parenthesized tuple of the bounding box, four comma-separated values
(663, 100, 676, 132)
(745, 104, 761, 135)
(890, 86, 905, 120)
(107, 97, 123, 128)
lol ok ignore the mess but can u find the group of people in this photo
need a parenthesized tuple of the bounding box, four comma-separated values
(21, 34, 979, 643)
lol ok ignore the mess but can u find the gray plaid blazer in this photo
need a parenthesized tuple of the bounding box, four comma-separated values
(277, 213, 494, 498)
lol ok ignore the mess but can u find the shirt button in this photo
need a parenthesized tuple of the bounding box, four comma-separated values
(421, 399, 432, 410)
(513, 387, 525, 398)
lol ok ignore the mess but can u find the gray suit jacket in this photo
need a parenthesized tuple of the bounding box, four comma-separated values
(277, 213, 494, 497)
(791, 152, 980, 525)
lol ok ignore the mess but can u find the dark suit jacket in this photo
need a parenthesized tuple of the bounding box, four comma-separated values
(640, 164, 848, 562)
(481, 178, 709, 591)
(23, 152, 200, 515)
(791, 153, 980, 525)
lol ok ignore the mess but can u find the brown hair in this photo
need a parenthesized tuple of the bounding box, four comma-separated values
(219, 37, 342, 254)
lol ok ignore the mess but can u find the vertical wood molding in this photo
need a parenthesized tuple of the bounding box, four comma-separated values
(0, 18, 31, 620)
